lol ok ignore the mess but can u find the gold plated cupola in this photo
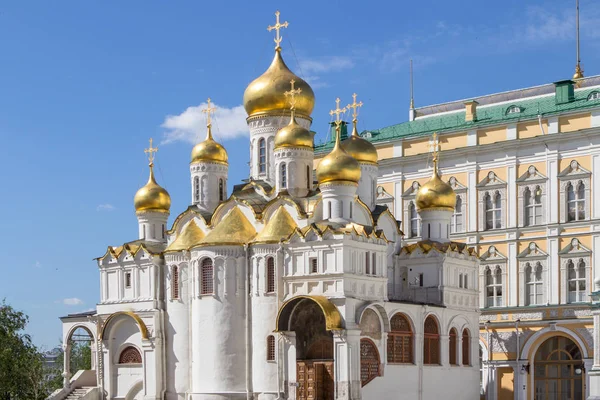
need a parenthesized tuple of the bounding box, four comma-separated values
(134, 139, 172, 213)
(415, 133, 456, 212)
(191, 98, 228, 165)
(243, 11, 315, 118)
(341, 93, 378, 165)
(316, 99, 361, 184)
(274, 80, 313, 149)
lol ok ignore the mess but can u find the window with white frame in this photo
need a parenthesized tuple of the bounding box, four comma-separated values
(258, 138, 266, 174)
(506, 105, 522, 115)
(567, 259, 587, 303)
(409, 201, 420, 237)
(524, 186, 543, 226)
(525, 262, 543, 305)
(485, 266, 503, 307)
(451, 196, 464, 233)
(484, 191, 502, 230)
(194, 176, 200, 203)
(280, 163, 287, 189)
(567, 181, 586, 222)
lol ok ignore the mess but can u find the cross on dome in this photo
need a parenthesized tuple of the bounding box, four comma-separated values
(144, 138, 158, 166)
(329, 98, 347, 130)
(202, 98, 216, 127)
(284, 79, 302, 110)
(429, 132, 440, 163)
(347, 93, 363, 122)
(267, 11, 289, 50)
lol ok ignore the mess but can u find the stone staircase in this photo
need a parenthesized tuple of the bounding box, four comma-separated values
(64, 387, 94, 400)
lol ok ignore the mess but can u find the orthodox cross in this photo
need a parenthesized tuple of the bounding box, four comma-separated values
(202, 98, 216, 127)
(429, 132, 440, 163)
(267, 10, 289, 50)
(347, 93, 363, 122)
(329, 98, 347, 129)
(284, 79, 302, 110)
(144, 138, 158, 165)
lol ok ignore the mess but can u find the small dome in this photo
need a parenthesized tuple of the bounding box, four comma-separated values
(243, 49, 315, 118)
(317, 129, 361, 184)
(341, 123, 378, 165)
(134, 165, 171, 213)
(191, 125, 228, 165)
(415, 162, 456, 212)
(274, 112, 313, 150)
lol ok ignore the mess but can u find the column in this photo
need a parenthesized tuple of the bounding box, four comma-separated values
(333, 329, 361, 400)
(508, 243, 518, 307)
(507, 164, 517, 228)
(281, 331, 297, 399)
(468, 169, 477, 232)
(593, 153, 600, 219)
(62, 341, 72, 388)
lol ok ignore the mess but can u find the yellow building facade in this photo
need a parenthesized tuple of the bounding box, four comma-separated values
(316, 76, 600, 399)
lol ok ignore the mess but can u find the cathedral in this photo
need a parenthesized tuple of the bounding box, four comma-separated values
(51, 12, 481, 400)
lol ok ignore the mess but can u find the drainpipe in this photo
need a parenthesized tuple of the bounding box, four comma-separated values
(538, 113, 546, 135)
(244, 244, 252, 400)
(485, 320, 491, 400)
(515, 319, 520, 400)
(276, 241, 284, 399)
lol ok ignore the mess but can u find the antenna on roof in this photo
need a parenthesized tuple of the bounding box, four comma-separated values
(409, 59, 416, 121)
(573, 0, 584, 85)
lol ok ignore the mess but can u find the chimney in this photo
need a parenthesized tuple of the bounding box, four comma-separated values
(329, 121, 349, 143)
(464, 100, 479, 122)
(554, 80, 575, 104)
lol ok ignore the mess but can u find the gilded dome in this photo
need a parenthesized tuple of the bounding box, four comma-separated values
(243, 49, 315, 118)
(191, 125, 228, 165)
(274, 111, 313, 149)
(415, 161, 456, 212)
(341, 122, 378, 165)
(316, 128, 361, 184)
(134, 165, 171, 213)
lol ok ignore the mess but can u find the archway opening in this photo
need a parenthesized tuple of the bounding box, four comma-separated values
(533, 336, 584, 399)
(66, 326, 93, 372)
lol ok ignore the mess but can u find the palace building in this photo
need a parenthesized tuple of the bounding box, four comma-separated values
(50, 11, 482, 400)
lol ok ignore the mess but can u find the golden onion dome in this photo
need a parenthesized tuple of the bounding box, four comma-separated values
(341, 121, 378, 165)
(243, 49, 315, 118)
(415, 160, 456, 212)
(134, 164, 171, 213)
(316, 127, 361, 184)
(191, 125, 228, 165)
(274, 110, 313, 149)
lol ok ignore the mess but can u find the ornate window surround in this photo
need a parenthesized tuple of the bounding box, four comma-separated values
(559, 238, 591, 304)
(516, 166, 547, 228)
(479, 246, 507, 308)
(477, 171, 507, 231)
(517, 242, 548, 306)
(558, 160, 591, 223)
(448, 177, 467, 234)
(402, 181, 421, 239)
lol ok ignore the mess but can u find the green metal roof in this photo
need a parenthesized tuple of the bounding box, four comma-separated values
(315, 83, 600, 154)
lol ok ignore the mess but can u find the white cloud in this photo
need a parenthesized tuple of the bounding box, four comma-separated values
(298, 56, 354, 74)
(34, 261, 41, 268)
(96, 203, 115, 212)
(161, 102, 248, 145)
(62, 298, 83, 306)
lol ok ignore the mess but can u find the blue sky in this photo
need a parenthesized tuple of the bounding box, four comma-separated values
(1, 0, 599, 349)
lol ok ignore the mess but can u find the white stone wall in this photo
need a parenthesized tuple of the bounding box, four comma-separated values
(274, 147, 313, 197)
(357, 163, 379, 211)
(190, 161, 228, 214)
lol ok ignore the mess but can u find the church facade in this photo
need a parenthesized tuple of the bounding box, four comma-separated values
(49, 12, 483, 400)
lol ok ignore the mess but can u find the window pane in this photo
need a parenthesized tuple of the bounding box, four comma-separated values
(495, 210, 501, 228)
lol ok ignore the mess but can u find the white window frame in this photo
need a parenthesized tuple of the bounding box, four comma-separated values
(567, 258, 587, 303)
(483, 265, 504, 308)
(524, 262, 544, 306)
(566, 181, 586, 222)
(403, 182, 421, 239)
(477, 172, 506, 232)
(484, 191, 503, 231)
(409, 201, 420, 238)
(451, 195, 465, 233)
(558, 161, 591, 223)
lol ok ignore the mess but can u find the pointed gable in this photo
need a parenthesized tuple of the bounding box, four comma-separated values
(559, 238, 591, 256)
(199, 207, 257, 247)
(165, 220, 206, 252)
(479, 245, 507, 263)
(558, 160, 591, 179)
(253, 206, 297, 244)
(517, 242, 548, 259)
(516, 165, 547, 183)
(477, 171, 507, 189)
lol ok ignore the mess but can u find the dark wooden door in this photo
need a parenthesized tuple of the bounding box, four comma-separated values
(297, 361, 334, 400)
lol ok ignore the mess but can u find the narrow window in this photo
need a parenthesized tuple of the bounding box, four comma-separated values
(449, 328, 458, 366)
(258, 138, 266, 174)
(568, 259, 587, 303)
(172, 266, 179, 299)
(162, 224, 165, 239)
(306, 166, 311, 190)
(451, 196, 463, 233)
(372, 253, 376, 276)
(485, 191, 502, 230)
(125, 272, 132, 288)
(459, 273, 463, 288)
(409, 202, 419, 237)
(310, 258, 318, 274)
(327, 202, 332, 219)
(567, 181, 586, 222)
(194, 176, 200, 202)
(388, 314, 413, 363)
(485, 266, 503, 307)
(280, 163, 287, 189)
(267, 335, 276, 361)
(266, 257, 275, 293)
(462, 329, 471, 366)
(464, 274, 468, 289)
(219, 178, 224, 201)
(142, 225, 146, 239)
(525, 262, 543, 305)
(201, 258, 214, 295)
(349, 202, 353, 219)
(365, 252, 370, 275)
(423, 316, 440, 365)
(419, 273, 424, 287)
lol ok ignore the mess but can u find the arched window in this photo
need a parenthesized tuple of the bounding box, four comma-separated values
(524, 186, 543, 226)
(365, 252, 370, 275)
(201, 258, 214, 295)
(449, 328, 458, 365)
(172, 266, 179, 300)
(464, 274, 468, 289)
(567, 181, 586, 222)
(219, 178, 224, 202)
(451, 196, 463, 233)
(387, 314, 413, 363)
(485, 191, 502, 230)
(525, 262, 543, 305)
(327, 201, 332, 219)
(280, 163, 287, 189)
(423, 316, 440, 365)
(258, 138, 266, 174)
(360, 339, 380, 386)
(409, 202, 419, 237)
(118, 346, 142, 364)
(266, 257, 275, 293)
(266, 335, 276, 361)
(506, 105, 522, 115)
(372, 253, 376, 276)
(462, 329, 471, 366)
(568, 259, 587, 303)
(306, 166, 311, 190)
(588, 91, 600, 101)
(193, 176, 200, 202)
(485, 266, 503, 307)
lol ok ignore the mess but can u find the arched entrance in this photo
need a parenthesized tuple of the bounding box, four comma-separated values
(533, 336, 584, 399)
(276, 296, 343, 400)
